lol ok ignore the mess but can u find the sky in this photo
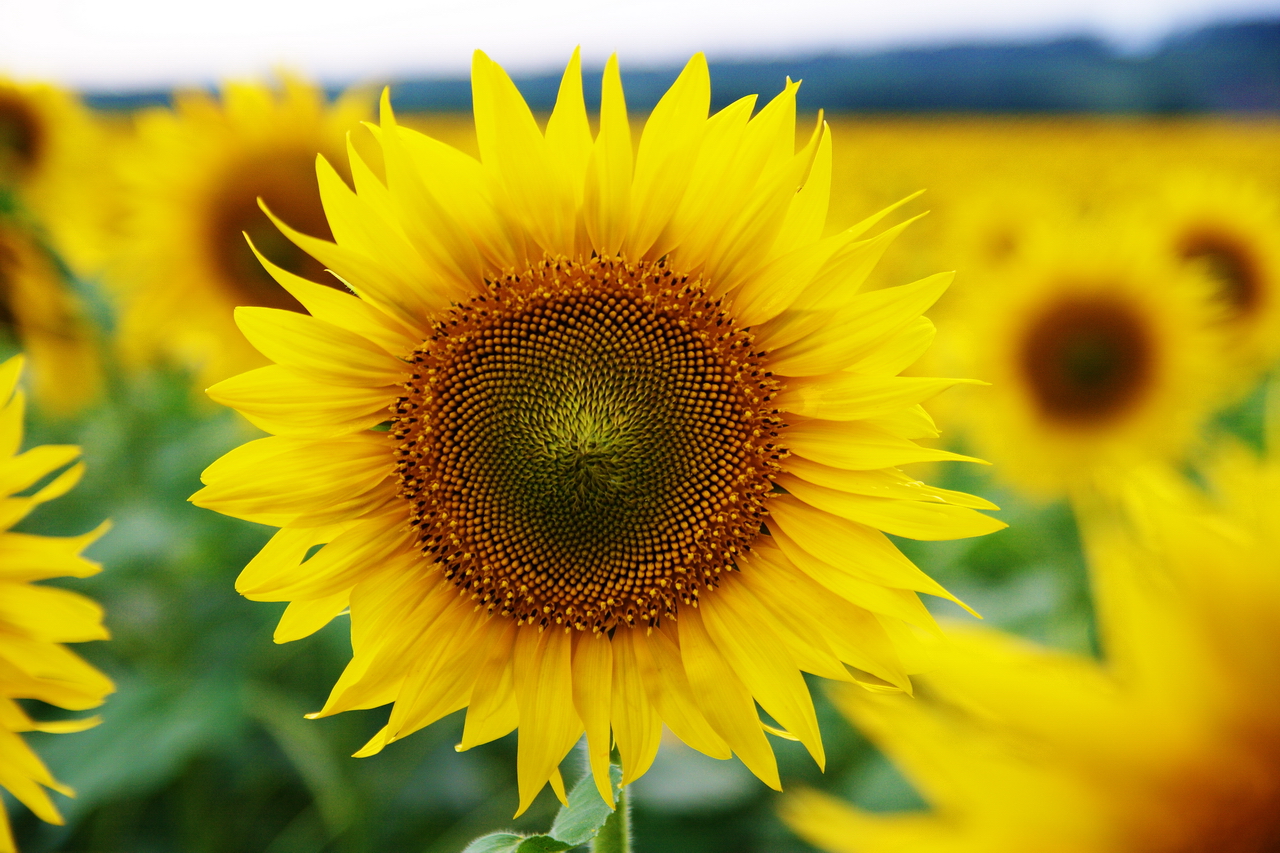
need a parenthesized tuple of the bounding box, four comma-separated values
(3, 0, 1280, 90)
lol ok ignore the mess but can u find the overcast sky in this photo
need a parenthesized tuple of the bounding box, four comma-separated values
(3, 0, 1279, 90)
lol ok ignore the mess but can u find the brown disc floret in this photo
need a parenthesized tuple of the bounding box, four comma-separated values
(1018, 291, 1155, 427)
(392, 255, 785, 632)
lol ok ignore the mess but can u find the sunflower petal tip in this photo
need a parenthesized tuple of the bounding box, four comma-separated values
(378, 86, 395, 123)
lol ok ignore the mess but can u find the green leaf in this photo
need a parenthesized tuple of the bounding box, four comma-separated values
(548, 765, 623, 847)
(462, 833, 526, 853)
(461, 833, 573, 853)
(516, 837, 575, 853)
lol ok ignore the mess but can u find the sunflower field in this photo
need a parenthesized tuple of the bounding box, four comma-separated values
(2, 57, 1280, 853)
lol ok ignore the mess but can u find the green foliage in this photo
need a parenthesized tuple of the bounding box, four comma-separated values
(462, 766, 622, 853)
(462, 834, 571, 853)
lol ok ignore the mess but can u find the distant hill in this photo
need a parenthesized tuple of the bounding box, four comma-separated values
(87, 18, 1280, 114)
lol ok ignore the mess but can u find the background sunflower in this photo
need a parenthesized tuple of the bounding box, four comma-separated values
(109, 77, 373, 387)
(940, 220, 1225, 498)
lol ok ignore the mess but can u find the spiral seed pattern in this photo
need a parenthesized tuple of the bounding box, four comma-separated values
(393, 256, 785, 631)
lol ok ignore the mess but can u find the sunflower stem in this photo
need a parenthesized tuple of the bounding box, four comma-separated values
(591, 769, 630, 853)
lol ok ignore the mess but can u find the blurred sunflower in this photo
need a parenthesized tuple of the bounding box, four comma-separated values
(0, 79, 112, 277)
(0, 355, 112, 852)
(112, 76, 372, 386)
(0, 223, 102, 413)
(946, 224, 1222, 498)
(1149, 172, 1280, 376)
(941, 178, 1064, 277)
(192, 50, 1004, 814)
(782, 443, 1280, 853)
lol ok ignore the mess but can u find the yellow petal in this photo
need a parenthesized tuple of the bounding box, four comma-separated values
(625, 53, 710, 259)
(0, 583, 108, 643)
(758, 237, 942, 364)
(459, 619, 519, 751)
(784, 417, 985, 470)
(376, 91, 486, 302)
(234, 307, 409, 389)
(729, 227, 859, 330)
(544, 47, 593, 206)
(746, 544, 915, 689)
(783, 456, 999, 510)
(571, 629, 615, 804)
(316, 569, 451, 718)
(733, 551, 854, 682)
(611, 628, 662, 786)
(237, 514, 414, 601)
(769, 496, 973, 612)
(0, 444, 79, 497)
(654, 95, 756, 263)
(389, 121, 522, 273)
(630, 626, 731, 759)
(846, 317, 936, 376)
(778, 473, 1007, 541)
(316, 153, 449, 302)
(192, 434, 394, 526)
(386, 600, 488, 741)
(0, 355, 24, 413)
(704, 107, 823, 298)
(677, 606, 780, 789)
(512, 626, 583, 817)
(700, 581, 825, 768)
(0, 524, 107, 583)
(583, 55, 633, 257)
(259, 201, 441, 325)
(777, 374, 973, 421)
(770, 121, 832, 258)
(207, 365, 392, 439)
(472, 50, 575, 256)
(0, 729, 62, 824)
(274, 591, 349, 643)
(0, 462, 85, 531)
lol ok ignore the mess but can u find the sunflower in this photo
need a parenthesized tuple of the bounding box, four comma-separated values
(0, 222, 103, 413)
(939, 177, 1069, 279)
(0, 79, 113, 277)
(943, 221, 1222, 498)
(1144, 171, 1280, 377)
(192, 50, 1004, 814)
(0, 355, 112, 852)
(782, 443, 1280, 853)
(112, 76, 372, 387)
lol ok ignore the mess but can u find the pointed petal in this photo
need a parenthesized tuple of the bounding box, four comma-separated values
(513, 627, 583, 816)
(625, 53, 711, 259)
(677, 606, 780, 789)
(583, 55, 632, 257)
(700, 581, 825, 768)
(571, 631, 615, 805)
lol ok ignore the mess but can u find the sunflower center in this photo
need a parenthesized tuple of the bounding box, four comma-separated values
(393, 256, 785, 631)
(1178, 228, 1262, 318)
(0, 92, 42, 182)
(1018, 293, 1154, 426)
(207, 151, 338, 311)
